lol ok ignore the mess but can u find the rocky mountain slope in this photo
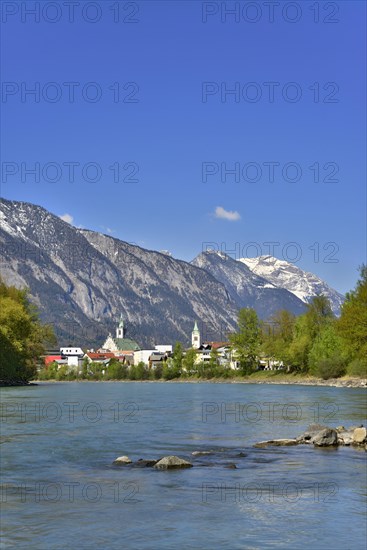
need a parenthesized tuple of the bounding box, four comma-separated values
(191, 251, 307, 318)
(239, 256, 344, 315)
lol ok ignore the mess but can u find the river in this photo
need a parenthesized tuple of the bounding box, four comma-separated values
(1, 382, 366, 549)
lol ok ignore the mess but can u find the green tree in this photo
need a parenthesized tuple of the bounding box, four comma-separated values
(337, 265, 367, 363)
(0, 279, 56, 382)
(38, 360, 59, 380)
(287, 315, 311, 372)
(308, 322, 346, 377)
(262, 310, 295, 368)
(304, 295, 334, 340)
(172, 342, 183, 371)
(81, 357, 90, 378)
(107, 359, 128, 380)
(135, 361, 149, 380)
(162, 342, 182, 379)
(229, 308, 261, 375)
(182, 348, 196, 376)
(286, 296, 334, 373)
(151, 363, 163, 379)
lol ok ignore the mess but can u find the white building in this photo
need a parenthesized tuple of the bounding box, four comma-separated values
(60, 347, 84, 367)
(134, 350, 156, 366)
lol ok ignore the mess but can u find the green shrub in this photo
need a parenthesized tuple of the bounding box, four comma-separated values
(347, 358, 367, 377)
(37, 361, 59, 380)
(151, 364, 163, 379)
(107, 360, 128, 380)
(314, 356, 346, 380)
(56, 365, 69, 381)
(162, 363, 181, 380)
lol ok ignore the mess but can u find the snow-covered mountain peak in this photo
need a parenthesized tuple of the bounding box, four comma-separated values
(239, 255, 344, 315)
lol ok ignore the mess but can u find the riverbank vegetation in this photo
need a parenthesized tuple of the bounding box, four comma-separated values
(262, 266, 367, 379)
(0, 278, 56, 384)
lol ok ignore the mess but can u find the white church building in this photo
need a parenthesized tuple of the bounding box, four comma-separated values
(101, 315, 141, 353)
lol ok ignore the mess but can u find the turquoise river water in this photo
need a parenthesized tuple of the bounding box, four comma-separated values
(0, 382, 366, 549)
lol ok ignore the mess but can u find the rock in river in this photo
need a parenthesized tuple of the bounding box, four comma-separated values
(154, 456, 193, 470)
(312, 428, 338, 447)
(296, 424, 329, 444)
(353, 427, 367, 444)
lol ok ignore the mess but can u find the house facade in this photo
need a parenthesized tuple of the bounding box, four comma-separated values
(60, 347, 84, 367)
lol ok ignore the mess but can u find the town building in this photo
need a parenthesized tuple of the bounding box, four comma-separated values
(60, 347, 84, 367)
(134, 349, 156, 366)
(148, 351, 166, 369)
(84, 352, 116, 364)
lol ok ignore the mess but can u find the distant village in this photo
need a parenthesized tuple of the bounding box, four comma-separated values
(43, 315, 282, 374)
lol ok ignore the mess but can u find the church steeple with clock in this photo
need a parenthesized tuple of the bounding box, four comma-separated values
(116, 314, 124, 339)
(191, 321, 201, 349)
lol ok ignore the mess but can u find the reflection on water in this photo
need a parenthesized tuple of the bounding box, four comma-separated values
(1, 382, 366, 549)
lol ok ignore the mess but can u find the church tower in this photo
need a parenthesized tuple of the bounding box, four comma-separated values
(116, 314, 125, 339)
(191, 321, 201, 349)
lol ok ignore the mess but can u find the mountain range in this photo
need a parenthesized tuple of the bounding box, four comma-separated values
(0, 198, 344, 347)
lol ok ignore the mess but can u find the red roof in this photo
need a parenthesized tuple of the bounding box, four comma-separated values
(45, 356, 61, 365)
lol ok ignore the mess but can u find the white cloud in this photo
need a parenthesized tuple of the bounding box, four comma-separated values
(60, 213, 74, 224)
(214, 206, 241, 221)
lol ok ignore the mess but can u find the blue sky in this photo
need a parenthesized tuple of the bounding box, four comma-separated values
(1, 0, 366, 294)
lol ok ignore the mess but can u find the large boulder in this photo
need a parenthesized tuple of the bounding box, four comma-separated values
(348, 425, 363, 432)
(353, 427, 367, 444)
(154, 455, 193, 470)
(337, 430, 354, 446)
(312, 428, 338, 447)
(113, 455, 132, 465)
(296, 424, 329, 444)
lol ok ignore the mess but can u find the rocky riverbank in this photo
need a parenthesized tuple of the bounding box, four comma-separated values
(243, 376, 367, 388)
